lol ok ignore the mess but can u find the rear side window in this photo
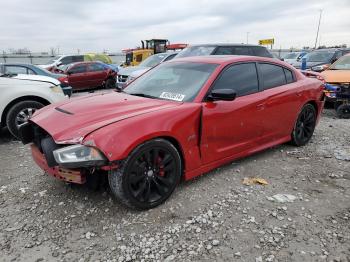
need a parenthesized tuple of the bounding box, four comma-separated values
(212, 63, 259, 97)
(69, 64, 87, 74)
(259, 63, 286, 89)
(284, 68, 294, 84)
(5, 66, 27, 74)
(89, 63, 105, 72)
(163, 53, 177, 62)
(253, 47, 273, 58)
(73, 55, 84, 62)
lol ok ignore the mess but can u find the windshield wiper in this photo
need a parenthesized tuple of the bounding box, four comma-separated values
(128, 93, 157, 99)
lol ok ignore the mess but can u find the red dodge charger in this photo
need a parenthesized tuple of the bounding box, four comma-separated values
(19, 56, 325, 210)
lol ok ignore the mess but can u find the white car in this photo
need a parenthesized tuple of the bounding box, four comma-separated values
(0, 73, 68, 138)
(38, 55, 84, 70)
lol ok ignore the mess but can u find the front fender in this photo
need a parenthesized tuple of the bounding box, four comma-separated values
(83, 103, 203, 173)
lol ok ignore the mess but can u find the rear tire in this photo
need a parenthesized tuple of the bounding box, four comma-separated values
(108, 139, 182, 210)
(336, 104, 350, 119)
(291, 104, 316, 146)
(6, 100, 44, 139)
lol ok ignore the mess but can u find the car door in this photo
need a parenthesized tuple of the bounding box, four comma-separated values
(201, 62, 266, 164)
(87, 63, 108, 87)
(257, 63, 303, 142)
(67, 64, 88, 89)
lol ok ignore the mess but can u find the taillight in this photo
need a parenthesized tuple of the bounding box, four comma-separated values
(58, 76, 68, 83)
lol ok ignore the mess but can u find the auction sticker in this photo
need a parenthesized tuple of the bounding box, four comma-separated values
(159, 92, 185, 101)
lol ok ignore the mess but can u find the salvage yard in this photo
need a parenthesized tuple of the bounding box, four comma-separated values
(0, 108, 349, 262)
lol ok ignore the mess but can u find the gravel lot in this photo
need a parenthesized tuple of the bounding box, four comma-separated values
(0, 108, 349, 262)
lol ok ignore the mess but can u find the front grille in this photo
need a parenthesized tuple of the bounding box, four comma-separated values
(117, 75, 128, 83)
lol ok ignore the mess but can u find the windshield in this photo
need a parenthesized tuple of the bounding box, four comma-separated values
(304, 51, 334, 62)
(284, 53, 299, 59)
(124, 62, 218, 102)
(46, 56, 61, 64)
(139, 53, 167, 67)
(176, 46, 216, 58)
(330, 56, 350, 70)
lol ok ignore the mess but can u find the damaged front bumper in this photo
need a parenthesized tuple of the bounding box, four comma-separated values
(20, 122, 116, 184)
(31, 144, 86, 184)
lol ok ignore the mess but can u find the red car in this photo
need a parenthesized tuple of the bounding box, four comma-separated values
(57, 61, 117, 90)
(19, 56, 325, 210)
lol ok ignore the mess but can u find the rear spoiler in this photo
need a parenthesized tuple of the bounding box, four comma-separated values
(300, 70, 325, 83)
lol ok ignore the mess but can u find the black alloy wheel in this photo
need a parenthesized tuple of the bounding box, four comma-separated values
(108, 139, 182, 210)
(291, 103, 317, 146)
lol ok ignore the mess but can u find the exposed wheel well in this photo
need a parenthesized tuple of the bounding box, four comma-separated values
(306, 100, 318, 114)
(1, 96, 50, 127)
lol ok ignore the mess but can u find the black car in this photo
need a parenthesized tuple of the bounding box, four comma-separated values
(292, 48, 350, 72)
(0, 63, 72, 96)
(175, 44, 273, 58)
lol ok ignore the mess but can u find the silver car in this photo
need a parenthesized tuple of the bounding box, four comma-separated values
(117, 52, 178, 89)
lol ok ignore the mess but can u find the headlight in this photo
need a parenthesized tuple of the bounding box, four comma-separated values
(50, 85, 63, 94)
(127, 76, 136, 84)
(53, 145, 107, 167)
(311, 64, 329, 72)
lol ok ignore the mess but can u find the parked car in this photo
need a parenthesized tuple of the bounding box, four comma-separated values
(0, 63, 72, 96)
(175, 44, 273, 58)
(0, 73, 68, 138)
(321, 53, 350, 118)
(282, 51, 308, 64)
(117, 52, 178, 89)
(38, 53, 112, 71)
(19, 55, 324, 209)
(57, 61, 117, 91)
(292, 49, 350, 72)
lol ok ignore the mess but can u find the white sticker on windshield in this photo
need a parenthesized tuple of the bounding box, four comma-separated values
(160, 92, 185, 101)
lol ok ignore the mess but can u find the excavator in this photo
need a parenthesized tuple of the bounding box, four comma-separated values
(122, 39, 187, 67)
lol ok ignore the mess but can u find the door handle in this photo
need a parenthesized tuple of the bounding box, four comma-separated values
(256, 104, 265, 110)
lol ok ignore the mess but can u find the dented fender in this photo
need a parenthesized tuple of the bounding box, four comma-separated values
(83, 103, 203, 174)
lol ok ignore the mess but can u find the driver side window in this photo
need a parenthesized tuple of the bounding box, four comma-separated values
(212, 63, 259, 97)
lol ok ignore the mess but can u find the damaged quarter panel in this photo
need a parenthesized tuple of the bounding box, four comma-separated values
(83, 103, 203, 178)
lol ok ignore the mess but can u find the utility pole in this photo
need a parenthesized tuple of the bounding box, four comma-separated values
(314, 9, 322, 49)
(246, 32, 249, 44)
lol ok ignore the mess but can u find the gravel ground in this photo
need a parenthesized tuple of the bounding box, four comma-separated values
(0, 108, 349, 262)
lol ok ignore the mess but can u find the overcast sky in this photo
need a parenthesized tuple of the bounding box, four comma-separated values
(0, 0, 349, 54)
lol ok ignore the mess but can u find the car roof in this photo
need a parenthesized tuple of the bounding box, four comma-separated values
(170, 55, 279, 64)
(188, 43, 264, 48)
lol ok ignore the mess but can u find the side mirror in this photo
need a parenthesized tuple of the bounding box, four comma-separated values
(67, 71, 72, 75)
(280, 58, 284, 61)
(56, 62, 62, 67)
(208, 89, 236, 101)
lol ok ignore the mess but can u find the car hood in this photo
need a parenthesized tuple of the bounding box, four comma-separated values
(321, 70, 350, 83)
(30, 91, 181, 143)
(129, 68, 149, 78)
(13, 74, 60, 85)
(118, 66, 150, 76)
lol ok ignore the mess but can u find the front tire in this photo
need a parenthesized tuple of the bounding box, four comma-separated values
(291, 103, 317, 146)
(6, 101, 44, 139)
(108, 139, 182, 210)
